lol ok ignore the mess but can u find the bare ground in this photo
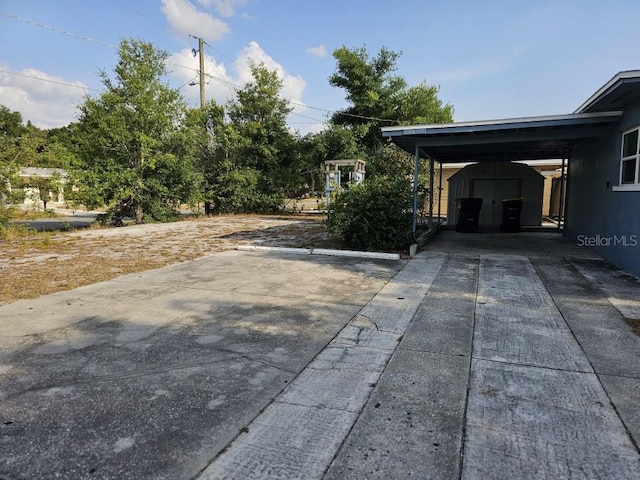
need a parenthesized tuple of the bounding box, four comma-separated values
(0, 214, 340, 306)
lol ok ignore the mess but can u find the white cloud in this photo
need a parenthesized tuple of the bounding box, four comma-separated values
(197, 0, 246, 17)
(161, 0, 229, 41)
(234, 41, 306, 104)
(168, 41, 317, 132)
(306, 45, 327, 59)
(167, 48, 236, 105)
(0, 65, 88, 129)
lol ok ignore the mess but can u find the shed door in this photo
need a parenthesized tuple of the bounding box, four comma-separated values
(472, 179, 520, 225)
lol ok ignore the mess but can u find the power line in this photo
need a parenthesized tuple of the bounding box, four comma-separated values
(1, 12, 400, 126)
(0, 13, 118, 49)
(0, 68, 97, 92)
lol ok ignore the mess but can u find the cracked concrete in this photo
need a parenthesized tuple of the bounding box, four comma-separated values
(0, 250, 404, 479)
(1, 231, 640, 479)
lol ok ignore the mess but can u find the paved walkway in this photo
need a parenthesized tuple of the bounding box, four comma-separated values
(1, 231, 639, 479)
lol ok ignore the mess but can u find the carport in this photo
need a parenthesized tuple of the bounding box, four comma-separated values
(381, 111, 623, 232)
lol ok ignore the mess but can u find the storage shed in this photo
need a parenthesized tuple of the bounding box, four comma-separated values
(447, 162, 544, 227)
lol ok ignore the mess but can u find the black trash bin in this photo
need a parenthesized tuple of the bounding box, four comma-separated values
(500, 197, 524, 232)
(455, 198, 483, 233)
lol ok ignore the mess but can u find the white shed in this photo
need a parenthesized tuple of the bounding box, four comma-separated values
(447, 162, 544, 227)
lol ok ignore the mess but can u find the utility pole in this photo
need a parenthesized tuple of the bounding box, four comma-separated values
(190, 35, 206, 108)
(198, 37, 205, 109)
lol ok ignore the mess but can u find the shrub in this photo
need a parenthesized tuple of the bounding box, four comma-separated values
(327, 176, 415, 251)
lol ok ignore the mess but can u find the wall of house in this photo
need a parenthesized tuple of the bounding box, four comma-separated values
(565, 100, 640, 278)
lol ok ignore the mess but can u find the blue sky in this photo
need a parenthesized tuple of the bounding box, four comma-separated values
(1, 0, 639, 132)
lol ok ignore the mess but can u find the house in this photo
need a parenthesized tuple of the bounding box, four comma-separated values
(381, 70, 640, 278)
(16, 167, 68, 209)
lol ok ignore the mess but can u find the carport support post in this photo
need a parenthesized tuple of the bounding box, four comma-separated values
(428, 158, 434, 230)
(558, 156, 567, 231)
(437, 160, 443, 223)
(412, 147, 420, 232)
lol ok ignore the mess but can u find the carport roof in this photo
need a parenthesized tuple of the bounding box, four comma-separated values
(381, 110, 623, 163)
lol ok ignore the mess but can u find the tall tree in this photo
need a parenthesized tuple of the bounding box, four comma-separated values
(182, 100, 237, 214)
(221, 63, 296, 212)
(329, 46, 407, 151)
(0, 106, 24, 224)
(73, 38, 198, 223)
(329, 46, 454, 153)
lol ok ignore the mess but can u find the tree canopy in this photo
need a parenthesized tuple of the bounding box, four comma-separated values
(73, 38, 199, 223)
(3, 39, 455, 239)
(329, 45, 453, 153)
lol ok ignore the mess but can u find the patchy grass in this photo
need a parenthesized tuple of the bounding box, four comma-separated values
(11, 209, 60, 221)
(0, 214, 343, 305)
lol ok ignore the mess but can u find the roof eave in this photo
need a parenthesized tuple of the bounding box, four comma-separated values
(574, 70, 640, 113)
(381, 111, 623, 138)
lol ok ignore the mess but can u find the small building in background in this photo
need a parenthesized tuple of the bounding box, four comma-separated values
(16, 167, 68, 209)
(324, 159, 366, 203)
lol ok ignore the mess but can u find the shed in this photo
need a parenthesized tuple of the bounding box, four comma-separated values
(447, 162, 544, 226)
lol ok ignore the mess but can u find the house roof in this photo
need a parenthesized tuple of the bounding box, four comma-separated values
(381, 111, 623, 163)
(19, 167, 68, 178)
(381, 70, 640, 164)
(575, 70, 640, 113)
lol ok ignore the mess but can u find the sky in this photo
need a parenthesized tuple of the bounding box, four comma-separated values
(1, 0, 639, 133)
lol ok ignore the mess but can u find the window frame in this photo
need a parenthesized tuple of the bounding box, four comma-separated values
(613, 126, 640, 191)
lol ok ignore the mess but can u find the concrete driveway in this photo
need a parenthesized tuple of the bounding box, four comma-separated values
(1, 231, 639, 479)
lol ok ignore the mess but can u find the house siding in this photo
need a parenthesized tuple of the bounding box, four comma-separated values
(565, 100, 640, 278)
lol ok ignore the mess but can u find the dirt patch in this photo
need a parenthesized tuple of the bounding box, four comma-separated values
(622, 317, 640, 337)
(0, 214, 343, 306)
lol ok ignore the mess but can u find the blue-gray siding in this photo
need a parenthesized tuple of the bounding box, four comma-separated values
(565, 100, 640, 278)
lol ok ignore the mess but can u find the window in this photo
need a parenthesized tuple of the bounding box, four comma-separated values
(620, 126, 640, 185)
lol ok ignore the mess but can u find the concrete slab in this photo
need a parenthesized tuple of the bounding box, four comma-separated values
(3, 229, 640, 479)
(325, 253, 477, 479)
(399, 254, 477, 356)
(325, 351, 470, 480)
(599, 374, 640, 445)
(463, 359, 640, 480)
(569, 257, 640, 319)
(197, 252, 445, 479)
(532, 256, 640, 377)
(475, 254, 592, 372)
(0, 251, 403, 480)
(356, 252, 446, 334)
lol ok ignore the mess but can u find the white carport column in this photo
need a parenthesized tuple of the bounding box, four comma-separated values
(412, 146, 420, 232)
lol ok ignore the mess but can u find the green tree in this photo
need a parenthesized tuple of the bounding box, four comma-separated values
(329, 45, 453, 156)
(0, 106, 24, 226)
(297, 124, 365, 194)
(329, 46, 407, 151)
(0, 105, 25, 138)
(182, 101, 239, 214)
(221, 63, 296, 212)
(19, 173, 63, 210)
(73, 38, 198, 223)
(328, 175, 415, 251)
(399, 82, 454, 125)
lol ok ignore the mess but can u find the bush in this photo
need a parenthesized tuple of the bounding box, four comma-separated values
(327, 176, 415, 251)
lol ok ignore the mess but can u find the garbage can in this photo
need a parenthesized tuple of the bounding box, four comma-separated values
(500, 197, 524, 232)
(455, 198, 483, 233)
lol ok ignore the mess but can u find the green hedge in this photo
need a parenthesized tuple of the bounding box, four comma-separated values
(327, 176, 415, 251)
